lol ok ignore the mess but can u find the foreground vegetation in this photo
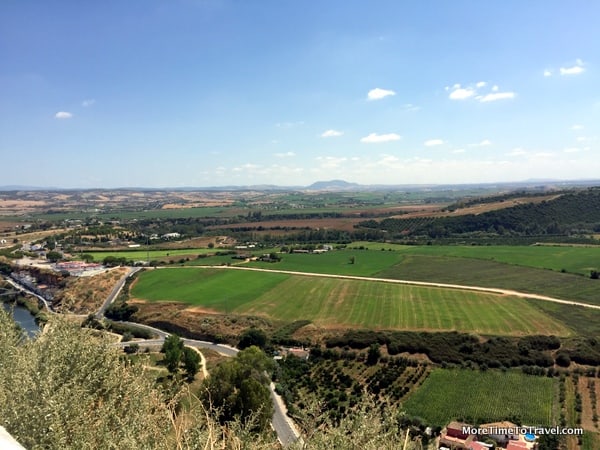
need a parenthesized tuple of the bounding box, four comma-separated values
(0, 309, 419, 450)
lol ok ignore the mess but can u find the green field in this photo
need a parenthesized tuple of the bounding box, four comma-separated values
(236, 248, 600, 306)
(131, 268, 571, 336)
(376, 254, 600, 306)
(87, 248, 215, 261)
(351, 242, 600, 276)
(403, 369, 558, 427)
(247, 250, 405, 276)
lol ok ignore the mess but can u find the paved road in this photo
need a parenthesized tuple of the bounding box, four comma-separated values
(95, 267, 141, 318)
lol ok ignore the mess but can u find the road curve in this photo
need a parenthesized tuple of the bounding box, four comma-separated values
(207, 265, 600, 310)
(113, 322, 301, 446)
(95, 267, 141, 318)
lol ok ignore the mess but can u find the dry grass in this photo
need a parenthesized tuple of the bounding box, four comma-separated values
(54, 267, 128, 313)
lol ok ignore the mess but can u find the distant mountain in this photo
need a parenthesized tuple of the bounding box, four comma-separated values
(306, 180, 362, 191)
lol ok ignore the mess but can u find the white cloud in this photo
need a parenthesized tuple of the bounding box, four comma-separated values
(232, 163, 260, 172)
(401, 103, 421, 111)
(560, 66, 585, 75)
(424, 139, 444, 146)
(55, 111, 73, 119)
(276, 121, 304, 128)
(507, 148, 527, 156)
(452, 148, 466, 154)
(564, 147, 581, 153)
(478, 91, 516, 102)
(560, 59, 585, 75)
(543, 70, 553, 77)
(82, 99, 95, 107)
(321, 129, 343, 138)
(360, 133, 401, 143)
(367, 88, 396, 100)
(576, 137, 588, 143)
(448, 87, 476, 100)
(274, 151, 296, 158)
(448, 82, 515, 103)
(571, 125, 584, 130)
(479, 139, 492, 146)
(316, 156, 348, 168)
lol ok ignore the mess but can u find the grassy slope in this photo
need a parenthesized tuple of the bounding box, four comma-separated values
(403, 369, 557, 427)
(131, 268, 289, 311)
(131, 268, 570, 336)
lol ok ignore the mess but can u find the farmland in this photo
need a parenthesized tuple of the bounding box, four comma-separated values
(86, 248, 215, 262)
(403, 369, 558, 427)
(130, 268, 571, 336)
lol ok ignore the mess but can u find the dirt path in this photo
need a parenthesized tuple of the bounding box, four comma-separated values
(203, 265, 600, 311)
(188, 346, 208, 379)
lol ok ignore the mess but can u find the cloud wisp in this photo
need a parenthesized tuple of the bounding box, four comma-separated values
(560, 59, 585, 76)
(424, 139, 444, 146)
(447, 82, 515, 103)
(367, 88, 396, 101)
(360, 133, 401, 143)
(55, 111, 73, 119)
(321, 129, 344, 138)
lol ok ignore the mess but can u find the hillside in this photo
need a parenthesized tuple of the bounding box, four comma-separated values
(358, 187, 600, 239)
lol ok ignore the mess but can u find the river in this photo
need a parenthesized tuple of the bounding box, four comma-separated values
(1, 302, 40, 337)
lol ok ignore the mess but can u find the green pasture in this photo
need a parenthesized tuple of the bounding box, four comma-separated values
(86, 248, 215, 261)
(351, 242, 600, 276)
(131, 268, 571, 336)
(403, 369, 558, 427)
(376, 254, 600, 306)
(248, 249, 405, 276)
(243, 247, 599, 305)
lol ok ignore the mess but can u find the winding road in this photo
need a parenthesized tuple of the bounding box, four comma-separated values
(113, 321, 302, 446)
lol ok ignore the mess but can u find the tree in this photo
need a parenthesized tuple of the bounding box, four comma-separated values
(80, 253, 94, 263)
(591, 270, 599, 279)
(238, 327, 268, 350)
(200, 346, 275, 431)
(182, 347, 201, 381)
(366, 343, 380, 366)
(555, 352, 571, 367)
(161, 334, 184, 375)
(46, 251, 62, 262)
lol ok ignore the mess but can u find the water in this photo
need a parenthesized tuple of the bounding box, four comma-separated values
(1, 302, 40, 337)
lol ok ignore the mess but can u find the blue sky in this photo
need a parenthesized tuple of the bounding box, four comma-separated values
(1, 1, 599, 188)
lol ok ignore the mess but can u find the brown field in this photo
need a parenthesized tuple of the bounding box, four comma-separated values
(391, 194, 561, 219)
(208, 217, 366, 232)
(579, 377, 600, 432)
(130, 300, 277, 345)
(53, 267, 128, 314)
(206, 196, 560, 232)
(0, 228, 69, 242)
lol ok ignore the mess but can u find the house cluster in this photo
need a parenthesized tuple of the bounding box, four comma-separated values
(148, 232, 182, 241)
(273, 347, 310, 361)
(439, 421, 536, 450)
